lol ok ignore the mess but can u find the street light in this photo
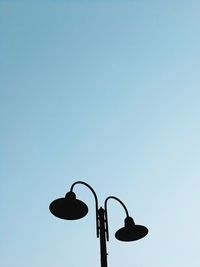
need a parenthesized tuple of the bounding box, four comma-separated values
(49, 181, 148, 267)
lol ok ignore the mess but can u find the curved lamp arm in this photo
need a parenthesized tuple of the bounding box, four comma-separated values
(104, 196, 130, 241)
(70, 181, 99, 237)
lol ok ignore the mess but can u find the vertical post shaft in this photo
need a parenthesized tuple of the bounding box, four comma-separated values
(98, 207, 108, 267)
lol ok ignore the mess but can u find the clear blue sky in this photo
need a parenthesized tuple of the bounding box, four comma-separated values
(1, 1, 200, 267)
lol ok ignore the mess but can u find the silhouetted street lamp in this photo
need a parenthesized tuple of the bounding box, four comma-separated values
(49, 181, 148, 267)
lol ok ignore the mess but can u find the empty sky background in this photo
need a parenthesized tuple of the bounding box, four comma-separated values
(1, 1, 200, 267)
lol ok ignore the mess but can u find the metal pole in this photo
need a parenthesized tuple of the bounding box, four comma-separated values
(98, 207, 108, 267)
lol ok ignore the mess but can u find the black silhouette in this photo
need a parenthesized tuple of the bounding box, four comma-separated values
(49, 181, 148, 267)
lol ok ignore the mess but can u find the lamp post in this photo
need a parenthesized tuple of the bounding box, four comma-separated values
(49, 181, 148, 267)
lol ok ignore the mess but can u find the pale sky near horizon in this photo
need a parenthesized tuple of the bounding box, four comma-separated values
(1, 1, 200, 267)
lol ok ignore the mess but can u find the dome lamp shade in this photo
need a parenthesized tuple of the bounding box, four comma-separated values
(115, 216, 148, 242)
(49, 191, 88, 220)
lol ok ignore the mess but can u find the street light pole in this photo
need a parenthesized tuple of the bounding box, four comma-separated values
(49, 181, 148, 267)
(98, 207, 108, 267)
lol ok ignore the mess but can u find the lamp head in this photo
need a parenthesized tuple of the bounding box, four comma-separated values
(115, 216, 148, 242)
(49, 191, 88, 220)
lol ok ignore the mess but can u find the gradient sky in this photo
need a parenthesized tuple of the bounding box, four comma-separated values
(1, 1, 200, 267)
